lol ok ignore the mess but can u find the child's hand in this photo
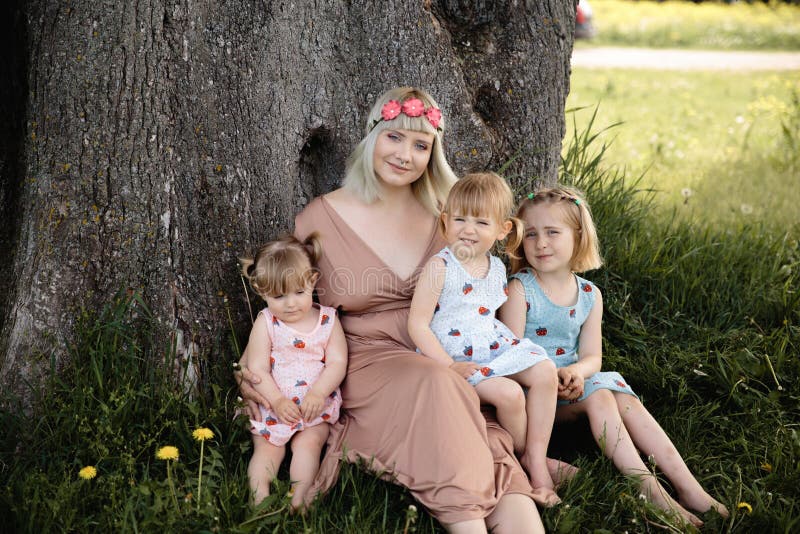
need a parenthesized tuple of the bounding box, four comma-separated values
(273, 397, 302, 425)
(449, 361, 481, 379)
(557, 367, 585, 401)
(300, 390, 325, 422)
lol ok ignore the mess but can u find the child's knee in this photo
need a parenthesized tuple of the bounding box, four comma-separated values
(585, 389, 616, 413)
(531, 359, 558, 387)
(495, 381, 526, 411)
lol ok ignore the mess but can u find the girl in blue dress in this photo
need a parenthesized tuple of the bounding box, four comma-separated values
(498, 186, 728, 526)
(409, 172, 563, 506)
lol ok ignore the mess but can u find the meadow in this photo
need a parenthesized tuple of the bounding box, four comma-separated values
(565, 69, 800, 230)
(582, 0, 800, 51)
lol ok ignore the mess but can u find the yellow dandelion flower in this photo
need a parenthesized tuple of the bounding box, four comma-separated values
(156, 445, 179, 461)
(737, 502, 753, 514)
(193, 427, 214, 441)
(79, 466, 97, 480)
(761, 462, 772, 472)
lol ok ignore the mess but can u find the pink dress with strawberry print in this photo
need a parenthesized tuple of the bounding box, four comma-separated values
(249, 304, 342, 446)
(428, 247, 549, 386)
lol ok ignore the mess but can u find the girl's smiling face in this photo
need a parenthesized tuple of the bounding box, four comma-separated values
(372, 128, 434, 189)
(443, 212, 510, 263)
(520, 203, 576, 274)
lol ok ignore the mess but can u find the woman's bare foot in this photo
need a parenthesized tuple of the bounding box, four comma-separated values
(679, 491, 730, 518)
(546, 457, 578, 489)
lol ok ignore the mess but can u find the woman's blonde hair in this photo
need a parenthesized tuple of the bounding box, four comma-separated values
(439, 172, 524, 254)
(343, 86, 457, 215)
(240, 233, 321, 299)
(507, 185, 603, 274)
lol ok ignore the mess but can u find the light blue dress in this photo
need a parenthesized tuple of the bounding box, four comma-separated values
(509, 269, 637, 404)
(429, 248, 549, 386)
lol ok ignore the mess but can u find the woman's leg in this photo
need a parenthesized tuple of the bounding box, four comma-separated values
(615, 393, 729, 517)
(485, 493, 544, 534)
(248, 436, 285, 505)
(289, 424, 330, 511)
(510, 359, 560, 505)
(474, 377, 527, 453)
(442, 519, 487, 534)
(557, 390, 702, 527)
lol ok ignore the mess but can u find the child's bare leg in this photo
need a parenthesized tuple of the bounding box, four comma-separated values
(615, 393, 729, 518)
(248, 436, 285, 505)
(288, 423, 329, 511)
(474, 377, 527, 452)
(558, 390, 702, 527)
(511, 360, 560, 506)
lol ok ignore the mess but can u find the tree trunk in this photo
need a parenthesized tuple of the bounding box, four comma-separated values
(0, 0, 576, 398)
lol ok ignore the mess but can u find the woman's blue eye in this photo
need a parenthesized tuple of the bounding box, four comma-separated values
(415, 143, 429, 151)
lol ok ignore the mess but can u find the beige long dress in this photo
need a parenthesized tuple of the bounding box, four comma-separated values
(296, 197, 535, 524)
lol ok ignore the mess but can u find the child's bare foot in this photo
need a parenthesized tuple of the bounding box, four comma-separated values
(521, 452, 561, 506)
(531, 486, 562, 507)
(680, 491, 730, 518)
(645, 485, 703, 528)
(546, 457, 578, 488)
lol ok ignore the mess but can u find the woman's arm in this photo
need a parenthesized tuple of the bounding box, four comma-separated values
(498, 278, 527, 338)
(408, 258, 480, 379)
(558, 288, 604, 400)
(300, 316, 348, 422)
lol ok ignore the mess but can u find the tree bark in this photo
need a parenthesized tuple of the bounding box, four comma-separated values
(0, 0, 576, 397)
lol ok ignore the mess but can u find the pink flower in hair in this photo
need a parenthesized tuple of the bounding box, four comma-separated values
(424, 107, 442, 129)
(401, 98, 425, 117)
(381, 100, 402, 121)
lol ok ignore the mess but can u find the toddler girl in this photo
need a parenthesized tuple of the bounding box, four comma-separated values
(499, 186, 728, 526)
(240, 234, 347, 510)
(409, 172, 561, 506)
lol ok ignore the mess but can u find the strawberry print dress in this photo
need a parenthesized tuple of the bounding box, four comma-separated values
(428, 247, 549, 386)
(249, 304, 342, 446)
(510, 269, 637, 404)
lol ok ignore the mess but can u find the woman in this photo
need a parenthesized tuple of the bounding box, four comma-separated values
(237, 86, 554, 533)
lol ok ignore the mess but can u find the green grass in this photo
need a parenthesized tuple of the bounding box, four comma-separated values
(1, 116, 798, 531)
(581, 0, 800, 51)
(566, 68, 800, 231)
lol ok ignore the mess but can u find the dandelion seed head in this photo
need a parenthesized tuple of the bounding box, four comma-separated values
(681, 188, 692, 199)
(740, 203, 753, 215)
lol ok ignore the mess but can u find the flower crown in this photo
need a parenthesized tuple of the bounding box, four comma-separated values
(369, 98, 443, 132)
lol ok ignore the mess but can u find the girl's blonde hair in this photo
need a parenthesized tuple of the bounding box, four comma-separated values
(343, 86, 457, 215)
(507, 185, 603, 274)
(240, 234, 321, 299)
(439, 172, 524, 254)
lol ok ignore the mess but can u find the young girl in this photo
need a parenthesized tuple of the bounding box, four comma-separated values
(408, 172, 562, 506)
(240, 234, 347, 510)
(499, 186, 729, 526)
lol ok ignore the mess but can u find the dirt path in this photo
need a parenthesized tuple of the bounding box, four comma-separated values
(571, 46, 800, 71)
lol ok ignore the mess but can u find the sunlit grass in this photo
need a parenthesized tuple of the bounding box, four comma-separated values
(581, 0, 800, 51)
(566, 68, 800, 231)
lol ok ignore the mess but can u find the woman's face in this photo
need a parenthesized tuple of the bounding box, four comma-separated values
(372, 128, 435, 189)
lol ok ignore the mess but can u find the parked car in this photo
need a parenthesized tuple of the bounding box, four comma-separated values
(576, 0, 596, 39)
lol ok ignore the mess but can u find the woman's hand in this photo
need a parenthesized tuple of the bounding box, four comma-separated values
(557, 366, 584, 401)
(449, 361, 481, 380)
(273, 397, 303, 425)
(300, 390, 325, 422)
(234, 364, 270, 420)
